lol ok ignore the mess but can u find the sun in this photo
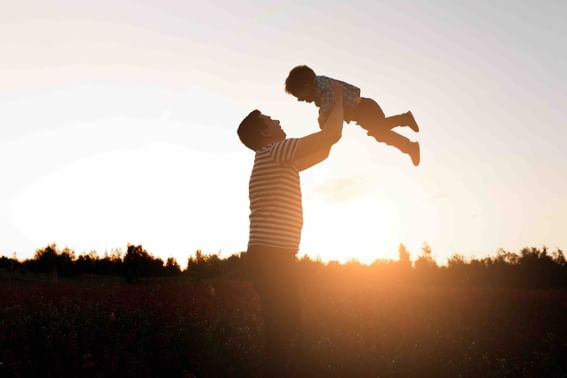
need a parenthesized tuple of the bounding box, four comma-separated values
(300, 194, 402, 264)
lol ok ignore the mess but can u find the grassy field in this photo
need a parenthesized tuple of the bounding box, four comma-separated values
(1, 276, 566, 377)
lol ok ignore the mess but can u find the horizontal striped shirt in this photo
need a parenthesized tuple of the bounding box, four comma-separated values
(248, 138, 303, 251)
(315, 75, 361, 125)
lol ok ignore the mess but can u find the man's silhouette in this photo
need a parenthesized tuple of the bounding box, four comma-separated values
(237, 84, 344, 377)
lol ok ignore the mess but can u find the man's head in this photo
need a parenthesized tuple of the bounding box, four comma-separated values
(285, 65, 317, 103)
(237, 110, 286, 151)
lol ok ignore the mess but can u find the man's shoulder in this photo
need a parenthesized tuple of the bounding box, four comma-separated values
(263, 138, 298, 149)
(255, 138, 299, 162)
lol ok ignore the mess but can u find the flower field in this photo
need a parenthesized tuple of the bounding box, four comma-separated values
(1, 277, 566, 377)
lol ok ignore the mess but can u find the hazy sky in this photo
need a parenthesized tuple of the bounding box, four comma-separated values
(1, 0, 566, 266)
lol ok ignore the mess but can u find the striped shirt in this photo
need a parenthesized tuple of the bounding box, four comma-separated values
(248, 138, 303, 251)
(314, 75, 361, 125)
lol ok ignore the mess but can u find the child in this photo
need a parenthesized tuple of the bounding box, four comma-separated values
(285, 65, 421, 166)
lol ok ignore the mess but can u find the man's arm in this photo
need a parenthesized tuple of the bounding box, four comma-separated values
(317, 85, 336, 129)
(294, 83, 344, 165)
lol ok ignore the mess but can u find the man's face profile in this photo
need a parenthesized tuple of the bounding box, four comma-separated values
(260, 113, 286, 141)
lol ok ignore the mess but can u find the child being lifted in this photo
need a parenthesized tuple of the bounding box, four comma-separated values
(285, 65, 421, 166)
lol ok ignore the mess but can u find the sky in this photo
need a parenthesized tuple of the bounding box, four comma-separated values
(1, 0, 566, 267)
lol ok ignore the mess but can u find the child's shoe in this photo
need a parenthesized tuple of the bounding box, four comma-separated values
(405, 111, 420, 132)
(409, 141, 420, 166)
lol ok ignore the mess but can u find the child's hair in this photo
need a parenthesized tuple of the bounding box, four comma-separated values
(237, 109, 265, 151)
(285, 65, 316, 96)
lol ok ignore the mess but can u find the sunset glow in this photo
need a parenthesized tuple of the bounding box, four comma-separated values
(1, 1, 566, 267)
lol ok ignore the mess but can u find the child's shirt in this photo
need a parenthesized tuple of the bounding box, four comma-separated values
(314, 75, 361, 126)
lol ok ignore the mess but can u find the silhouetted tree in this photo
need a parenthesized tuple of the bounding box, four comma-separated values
(165, 257, 181, 276)
(393, 243, 412, 282)
(552, 248, 566, 265)
(186, 250, 222, 280)
(31, 244, 58, 273)
(56, 247, 76, 277)
(4, 243, 567, 288)
(517, 247, 557, 288)
(28, 244, 76, 277)
(446, 254, 468, 285)
(398, 243, 411, 269)
(0, 255, 20, 271)
(414, 242, 438, 284)
(96, 249, 124, 276)
(75, 250, 98, 274)
(415, 242, 436, 268)
(221, 252, 246, 279)
(123, 244, 163, 280)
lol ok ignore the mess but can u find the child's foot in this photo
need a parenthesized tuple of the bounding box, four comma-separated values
(405, 111, 420, 132)
(409, 141, 420, 166)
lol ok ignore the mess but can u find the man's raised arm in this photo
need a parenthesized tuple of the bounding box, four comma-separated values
(294, 83, 344, 165)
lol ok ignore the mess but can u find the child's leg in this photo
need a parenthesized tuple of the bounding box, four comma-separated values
(368, 127, 411, 153)
(351, 98, 420, 165)
(368, 128, 421, 166)
(383, 111, 419, 132)
(349, 98, 386, 132)
(350, 97, 419, 132)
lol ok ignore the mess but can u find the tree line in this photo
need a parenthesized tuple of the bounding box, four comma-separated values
(1, 243, 566, 288)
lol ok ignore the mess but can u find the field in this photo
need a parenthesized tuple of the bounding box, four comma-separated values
(1, 276, 566, 377)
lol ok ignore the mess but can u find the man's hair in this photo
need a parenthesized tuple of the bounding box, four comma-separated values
(285, 65, 316, 96)
(237, 109, 266, 151)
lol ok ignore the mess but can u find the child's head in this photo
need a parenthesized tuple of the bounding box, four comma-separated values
(285, 65, 317, 103)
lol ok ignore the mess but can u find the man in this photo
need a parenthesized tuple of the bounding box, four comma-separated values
(237, 84, 344, 377)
